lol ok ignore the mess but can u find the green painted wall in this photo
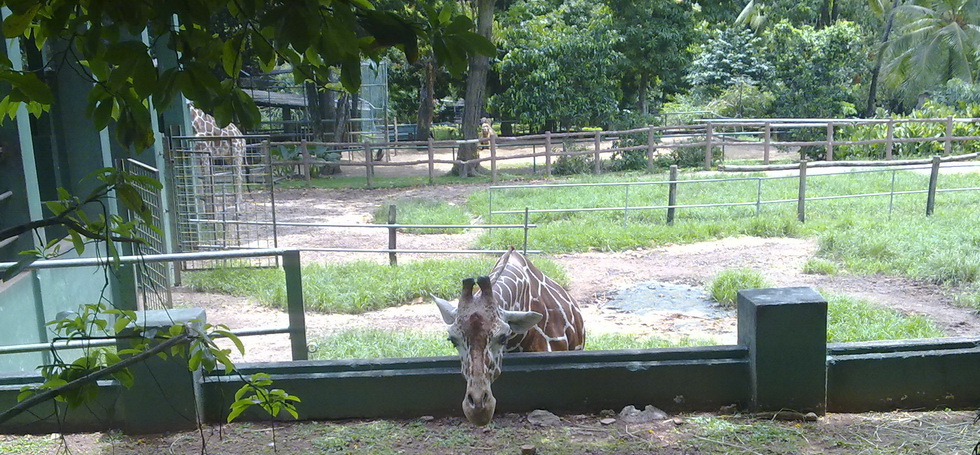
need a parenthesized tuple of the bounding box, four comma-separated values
(0, 274, 44, 372)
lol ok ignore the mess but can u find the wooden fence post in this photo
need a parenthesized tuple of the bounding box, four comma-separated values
(545, 131, 553, 177)
(885, 119, 894, 160)
(364, 143, 374, 188)
(490, 134, 498, 183)
(667, 165, 678, 225)
(388, 205, 397, 265)
(427, 137, 435, 185)
(944, 116, 953, 155)
(926, 155, 941, 216)
(300, 139, 311, 183)
(593, 130, 602, 175)
(826, 122, 834, 162)
(797, 160, 808, 223)
(647, 125, 656, 173)
(763, 122, 771, 165)
(704, 122, 713, 170)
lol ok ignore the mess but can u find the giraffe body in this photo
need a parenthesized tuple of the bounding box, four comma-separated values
(187, 103, 247, 208)
(433, 248, 585, 425)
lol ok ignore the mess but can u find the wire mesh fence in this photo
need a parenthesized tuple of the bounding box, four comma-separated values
(120, 158, 172, 310)
(169, 135, 278, 270)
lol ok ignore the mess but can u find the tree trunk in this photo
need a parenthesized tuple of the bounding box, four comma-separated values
(416, 58, 435, 141)
(335, 92, 352, 142)
(865, 0, 901, 117)
(453, 0, 496, 177)
(638, 74, 649, 115)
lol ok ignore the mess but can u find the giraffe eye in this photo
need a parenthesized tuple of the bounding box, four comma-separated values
(447, 336, 460, 347)
(496, 334, 509, 346)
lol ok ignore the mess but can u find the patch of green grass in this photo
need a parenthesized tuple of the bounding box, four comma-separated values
(0, 436, 58, 454)
(684, 416, 807, 454)
(707, 268, 771, 307)
(953, 286, 980, 312)
(803, 257, 839, 275)
(313, 328, 454, 360)
(277, 174, 481, 189)
(372, 198, 472, 234)
(184, 256, 568, 314)
(585, 333, 717, 350)
(312, 420, 405, 454)
(827, 294, 944, 342)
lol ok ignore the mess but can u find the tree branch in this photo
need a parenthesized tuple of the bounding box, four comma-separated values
(0, 332, 192, 426)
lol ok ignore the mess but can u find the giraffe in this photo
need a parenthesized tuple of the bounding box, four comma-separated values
(432, 247, 585, 425)
(479, 117, 496, 150)
(186, 103, 247, 209)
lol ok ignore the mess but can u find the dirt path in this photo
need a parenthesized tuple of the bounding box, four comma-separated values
(175, 183, 979, 363)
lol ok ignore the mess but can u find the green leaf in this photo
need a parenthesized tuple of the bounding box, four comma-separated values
(214, 329, 246, 355)
(112, 368, 135, 388)
(221, 33, 246, 78)
(2, 4, 40, 38)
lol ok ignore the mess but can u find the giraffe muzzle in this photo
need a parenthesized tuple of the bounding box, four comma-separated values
(462, 387, 497, 426)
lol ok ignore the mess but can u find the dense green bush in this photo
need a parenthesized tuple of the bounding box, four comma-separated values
(836, 101, 980, 160)
(431, 125, 461, 141)
(553, 153, 595, 175)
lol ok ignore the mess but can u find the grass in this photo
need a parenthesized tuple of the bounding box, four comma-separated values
(184, 256, 568, 314)
(827, 294, 944, 342)
(13, 410, 977, 454)
(313, 329, 454, 359)
(707, 268, 771, 307)
(469, 170, 980, 290)
(371, 198, 472, 234)
(310, 330, 718, 360)
(803, 257, 840, 275)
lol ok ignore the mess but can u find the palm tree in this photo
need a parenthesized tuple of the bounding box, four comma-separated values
(881, 0, 980, 108)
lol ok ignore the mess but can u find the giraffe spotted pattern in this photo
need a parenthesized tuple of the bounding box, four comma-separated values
(433, 247, 585, 425)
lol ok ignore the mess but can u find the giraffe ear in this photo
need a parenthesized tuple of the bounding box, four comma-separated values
(502, 310, 542, 334)
(431, 294, 458, 325)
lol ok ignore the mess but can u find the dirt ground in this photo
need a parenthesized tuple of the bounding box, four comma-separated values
(174, 177, 980, 363)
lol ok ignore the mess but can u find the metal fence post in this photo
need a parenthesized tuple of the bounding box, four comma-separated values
(797, 160, 808, 223)
(826, 122, 834, 162)
(545, 131, 553, 177)
(944, 116, 953, 156)
(926, 155, 941, 216)
(427, 137, 435, 185)
(490, 134, 498, 183)
(282, 250, 308, 361)
(647, 125, 656, 173)
(523, 208, 530, 256)
(704, 122, 713, 170)
(388, 205, 397, 266)
(763, 122, 771, 165)
(885, 119, 894, 160)
(593, 130, 602, 175)
(667, 165, 678, 225)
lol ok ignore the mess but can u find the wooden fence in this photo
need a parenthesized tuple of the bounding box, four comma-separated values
(265, 117, 980, 186)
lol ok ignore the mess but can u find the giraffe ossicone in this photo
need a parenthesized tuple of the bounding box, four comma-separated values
(433, 248, 585, 425)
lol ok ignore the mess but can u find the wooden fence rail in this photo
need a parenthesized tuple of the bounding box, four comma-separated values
(265, 117, 980, 186)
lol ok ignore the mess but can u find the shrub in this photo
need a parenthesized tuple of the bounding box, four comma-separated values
(708, 268, 771, 307)
(371, 198, 471, 234)
(431, 125, 460, 141)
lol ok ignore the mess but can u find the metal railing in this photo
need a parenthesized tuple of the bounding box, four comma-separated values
(488, 160, 980, 224)
(0, 249, 309, 361)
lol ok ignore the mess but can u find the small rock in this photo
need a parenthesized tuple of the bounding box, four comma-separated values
(599, 409, 616, 418)
(772, 410, 807, 421)
(804, 412, 819, 422)
(419, 415, 435, 422)
(672, 417, 685, 425)
(520, 444, 537, 455)
(719, 404, 738, 415)
(599, 418, 617, 425)
(527, 409, 562, 427)
(619, 405, 668, 423)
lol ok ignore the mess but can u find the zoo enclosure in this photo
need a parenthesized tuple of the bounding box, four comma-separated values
(265, 117, 980, 185)
(3, 282, 979, 435)
(488, 160, 980, 224)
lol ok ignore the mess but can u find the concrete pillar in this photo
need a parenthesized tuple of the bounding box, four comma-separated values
(116, 308, 206, 434)
(738, 287, 827, 414)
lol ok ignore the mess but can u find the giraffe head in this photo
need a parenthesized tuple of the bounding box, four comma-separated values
(433, 276, 542, 425)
